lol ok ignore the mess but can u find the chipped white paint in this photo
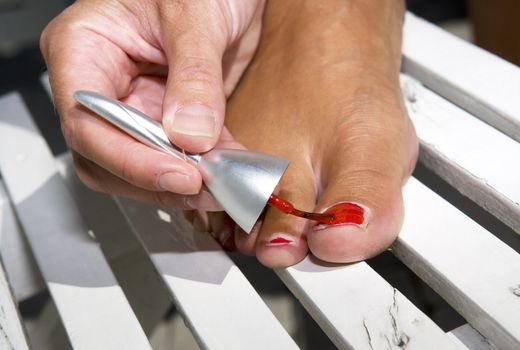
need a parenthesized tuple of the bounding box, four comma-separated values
(0, 262, 30, 350)
(393, 178, 520, 350)
(116, 197, 298, 350)
(401, 74, 520, 234)
(403, 12, 520, 141)
(277, 258, 459, 350)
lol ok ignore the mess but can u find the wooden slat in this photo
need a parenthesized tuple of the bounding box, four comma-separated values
(55, 153, 173, 336)
(392, 178, 520, 350)
(0, 260, 30, 350)
(401, 74, 520, 234)
(115, 196, 299, 350)
(0, 182, 44, 301)
(402, 12, 520, 142)
(0, 92, 151, 349)
(447, 324, 492, 350)
(276, 258, 459, 349)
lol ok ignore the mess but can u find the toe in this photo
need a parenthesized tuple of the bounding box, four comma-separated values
(308, 170, 404, 263)
(307, 112, 417, 263)
(254, 159, 315, 267)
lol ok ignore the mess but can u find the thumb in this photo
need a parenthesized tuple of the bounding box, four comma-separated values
(161, 15, 227, 153)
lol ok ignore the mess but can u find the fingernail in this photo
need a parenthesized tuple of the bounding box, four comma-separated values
(166, 104, 216, 137)
(158, 172, 198, 194)
(314, 202, 370, 231)
(266, 233, 294, 247)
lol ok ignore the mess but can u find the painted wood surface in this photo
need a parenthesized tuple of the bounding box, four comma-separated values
(276, 255, 459, 350)
(393, 178, 520, 350)
(116, 196, 299, 350)
(401, 74, 520, 234)
(55, 153, 173, 336)
(447, 324, 492, 350)
(0, 260, 30, 350)
(0, 92, 151, 349)
(0, 182, 44, 301)
(403, 12, 520, 142)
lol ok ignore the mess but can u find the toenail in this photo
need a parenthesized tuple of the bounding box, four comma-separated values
(313, 202, 371, 231)
(266, 234, 294, 247)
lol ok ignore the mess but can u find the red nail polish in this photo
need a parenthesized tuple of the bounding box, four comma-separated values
(322, 202, 366, 225)
(268, 194, 368, 227)
(313, 202, 369, 231)
(267, 235, 294, 246)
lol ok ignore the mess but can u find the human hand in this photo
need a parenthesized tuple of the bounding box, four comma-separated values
(40, 0, 264, 209)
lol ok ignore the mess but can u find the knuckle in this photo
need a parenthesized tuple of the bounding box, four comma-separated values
(174, 56, 220, 88)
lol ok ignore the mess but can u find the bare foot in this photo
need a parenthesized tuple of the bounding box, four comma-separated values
(221, 0, 418, 267)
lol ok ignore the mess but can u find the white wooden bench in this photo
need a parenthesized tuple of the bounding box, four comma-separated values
(1, 13, 519, 349)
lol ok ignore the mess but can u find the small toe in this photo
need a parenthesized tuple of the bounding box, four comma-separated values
(254, 160, 315, 267)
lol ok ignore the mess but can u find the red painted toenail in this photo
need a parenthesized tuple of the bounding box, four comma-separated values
(268, 194, 369, 227)
(267, 235, 294, 246)
(322, 202, 366, 225)
(314, 202, 370, 230)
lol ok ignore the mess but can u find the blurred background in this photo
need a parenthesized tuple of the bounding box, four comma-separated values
(1, 0, 518, 348)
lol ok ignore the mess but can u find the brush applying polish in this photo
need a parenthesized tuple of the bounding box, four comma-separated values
(268, 194, 366, 226)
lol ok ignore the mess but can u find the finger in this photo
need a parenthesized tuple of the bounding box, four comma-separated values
(73, 153, 221, 211)
(207, 212, 237, 251)
(159, 1, 228, 153)
(184, 210, 210, 232)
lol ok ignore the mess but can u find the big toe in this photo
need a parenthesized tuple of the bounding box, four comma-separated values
(308, 171, 404, 263)
(307, 119, 418, 263)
